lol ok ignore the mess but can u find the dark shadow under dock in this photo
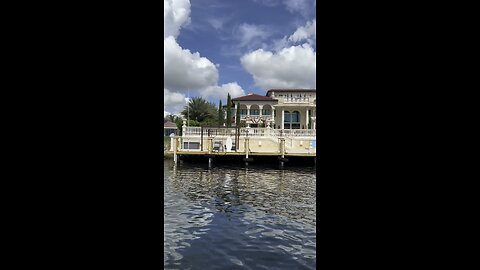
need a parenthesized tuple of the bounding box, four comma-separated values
(179, 154, 316, 167)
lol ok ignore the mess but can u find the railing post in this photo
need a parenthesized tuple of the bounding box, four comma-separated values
(182, 120, 186, 137)
(208, 137, 213, 154)
(279, 137, 286, 167)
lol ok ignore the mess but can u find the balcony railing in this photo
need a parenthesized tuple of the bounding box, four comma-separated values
(283, 97, 310, 103)
(271, 129, 316, 137)
(240, 115, 273, 121)
(183, 127, 316, 137)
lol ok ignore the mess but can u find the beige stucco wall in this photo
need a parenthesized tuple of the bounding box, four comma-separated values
(270, 91, 316, 129)
(273, 107, 315, 129)
(174, 136, 315, 154)
(231, 91, 316, 129)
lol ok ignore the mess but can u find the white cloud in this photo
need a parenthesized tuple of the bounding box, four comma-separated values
(201, 82, 246, 100)
(164, 88, 187, 115)
(282, 0, 312, 18)
(164, 0, 249, 109)
(237, 23, 273, 49)
(241, 43, 316, 89)
(288, 19, 316, 45)
(164, 0, 218, 93)
(272, 19, 316, 51)
(272, 36, 289, 52)
(252, 0, 314, 18)
(206, 17, 230, 31)
(164, 0, 191, 39)
(251, 0, 279, 7)
(164, 36, 219, 92)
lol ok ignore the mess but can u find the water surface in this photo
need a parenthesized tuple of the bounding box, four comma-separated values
(164, 160, 316, 269)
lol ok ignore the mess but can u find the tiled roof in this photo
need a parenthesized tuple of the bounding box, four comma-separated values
(266, 89, 316, 96)
(164, 121, 177, 128)
(232, 93, 277, 101)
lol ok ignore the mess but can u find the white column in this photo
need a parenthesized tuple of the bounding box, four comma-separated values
(281, 108, 284, 130)
(182, 120, 187, 136)
(271, 108, 275, 128)
(306, 108, 309, 129)
(245, 105, 251, 127)
(233, 103, 236, 124)
(259, 105, 263, 115)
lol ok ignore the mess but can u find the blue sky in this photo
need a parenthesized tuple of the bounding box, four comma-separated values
(164, 0, 316, 116)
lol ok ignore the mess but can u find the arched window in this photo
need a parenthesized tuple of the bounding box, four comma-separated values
(250, 109, 260, 115)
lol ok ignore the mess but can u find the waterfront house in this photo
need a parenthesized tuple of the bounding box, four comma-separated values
(232, 89, 316, 130)
(164, 121, 178, 136)
(167, 89, 316, 157)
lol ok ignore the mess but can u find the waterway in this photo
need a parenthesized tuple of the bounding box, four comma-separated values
(164, 159, 316, 269)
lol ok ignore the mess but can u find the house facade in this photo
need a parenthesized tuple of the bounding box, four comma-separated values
(231, 89, 316, 130)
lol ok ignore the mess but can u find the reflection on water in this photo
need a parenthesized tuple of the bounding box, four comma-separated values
(164, 160, 316, 269)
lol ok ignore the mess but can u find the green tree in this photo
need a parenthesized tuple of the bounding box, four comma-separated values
(167, 114, 177, 122)
(218, 100, 224, 127)
(174, 118, 183, 131)
(201, 118, 218, 127)
(181, 97, 218, 123)
(226, 93, 232, 127)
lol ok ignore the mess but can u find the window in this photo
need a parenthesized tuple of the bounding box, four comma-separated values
(240, 109, 248, 115)
(284, 111, 291, 123)
(250, 109, 260, 115)
(291, 111, 299, 122)
(183, 142, 200, 149)
(283, 111, 300, 129)
(291, 111, 300, 129)
(262, 109, 271, 115)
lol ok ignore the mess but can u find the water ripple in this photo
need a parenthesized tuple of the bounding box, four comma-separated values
(164, 160, 316, 269)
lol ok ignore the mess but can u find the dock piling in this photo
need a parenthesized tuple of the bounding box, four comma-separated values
(173, 137, 178, 164)
(208, 137, 213, 169)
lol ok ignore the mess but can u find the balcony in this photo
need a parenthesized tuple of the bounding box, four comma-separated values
(283, 97, 310, 103)
(182, 127, 316, 138)
(240, 115, 273, 121)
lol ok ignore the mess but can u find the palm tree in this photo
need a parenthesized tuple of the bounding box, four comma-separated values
(181, 97, 218, 123)
(167, 114, 177, 122)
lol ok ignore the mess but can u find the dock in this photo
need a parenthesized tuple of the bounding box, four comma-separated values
(165, 125, 316, 167)
(166, 150, 316, 157)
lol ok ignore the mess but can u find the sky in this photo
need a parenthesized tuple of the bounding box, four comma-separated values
(164, 0, 316, 117)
